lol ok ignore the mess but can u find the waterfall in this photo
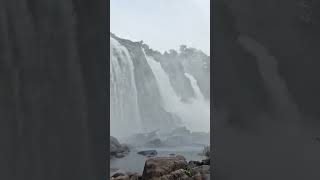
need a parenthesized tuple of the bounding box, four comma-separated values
(184, 73, 205, 101)
(180, 73, 210, 133)
(144, 51, 210, 132)
(110, 37, 142, 138)
(143, 51, 181, 111)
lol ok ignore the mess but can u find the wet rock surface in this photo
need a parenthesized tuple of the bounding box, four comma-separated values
(110, 155, 210, 180)
(137, 150, 158, 157)
(111, 34, 181, 131)
(111, 136, 130, 158)
(142, 155, 210, 179)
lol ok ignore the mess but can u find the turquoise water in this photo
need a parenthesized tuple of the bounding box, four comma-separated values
(110, 146, 207, 173)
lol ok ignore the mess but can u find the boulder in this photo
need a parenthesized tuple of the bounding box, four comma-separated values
(188, 158, 210, 168)
(192, 165, 210, 175)
(110, 136, 130, 158)
(141, 156, 188, 179)
(159, 169, 193, 180)
(115, 153, 126, 158)
(110, 168, 120, 176)
(202, 158, 210, 165)
(111, 155, 211, 180)
(111, 170, 142, 180)
(127, 173, 142, 180)
(188, 161, 203, 168)
(110, 136, 121, 151)
(112, 171, 127, 178)
(137, 150, 158, 157)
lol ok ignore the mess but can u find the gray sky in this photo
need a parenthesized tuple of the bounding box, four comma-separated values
(111, 0, 210, 55)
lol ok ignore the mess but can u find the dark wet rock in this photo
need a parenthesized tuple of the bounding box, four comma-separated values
(112, 171, 126, 178)
(127, 173, 142, 180)
(202, 158, 210, 165)
(137, 150, 158, 157)
(115, 153, 126, 158)
(110, 136, 130, 158)
(111, 175, 129, 180)
(110, 136, 121, 150)
(189, 161, 203, 168)
(111, 171, 142, 180)
(189, 158, 210, 169)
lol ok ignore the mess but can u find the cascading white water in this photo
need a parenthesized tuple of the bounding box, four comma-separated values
(184, 73, 205, 101)
(182, 73, 210, 132)
(144, 51, 210, 133)
(143, 51, 180, 111)
(110, 37, 142, 138)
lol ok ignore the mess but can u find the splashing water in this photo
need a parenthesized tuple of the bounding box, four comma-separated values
(110, 37, 142, 138)
(144, 51, 210, 132)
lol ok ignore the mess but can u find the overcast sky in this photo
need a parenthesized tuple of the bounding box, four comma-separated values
(110, 0, 210, 55)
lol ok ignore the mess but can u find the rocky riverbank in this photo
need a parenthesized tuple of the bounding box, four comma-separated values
(110, 128, 211, 179)
(110, 155, 210, 180)
(110, 136, 130, 158)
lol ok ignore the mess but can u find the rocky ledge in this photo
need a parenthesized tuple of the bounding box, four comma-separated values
(110, 155, 210, 180)
(110, 136, 130, 158)
(137, 150, 158, 157)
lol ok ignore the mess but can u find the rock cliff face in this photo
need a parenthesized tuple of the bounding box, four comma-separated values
(111, 34, 210, 134)
(144, 45, 210, 101)
(0, 1, 107, 180)
(145, 47, 196, 101)
(111, 34, 180, 133)
(179, 46, 210, 100)
(213, 0, 320, 179)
